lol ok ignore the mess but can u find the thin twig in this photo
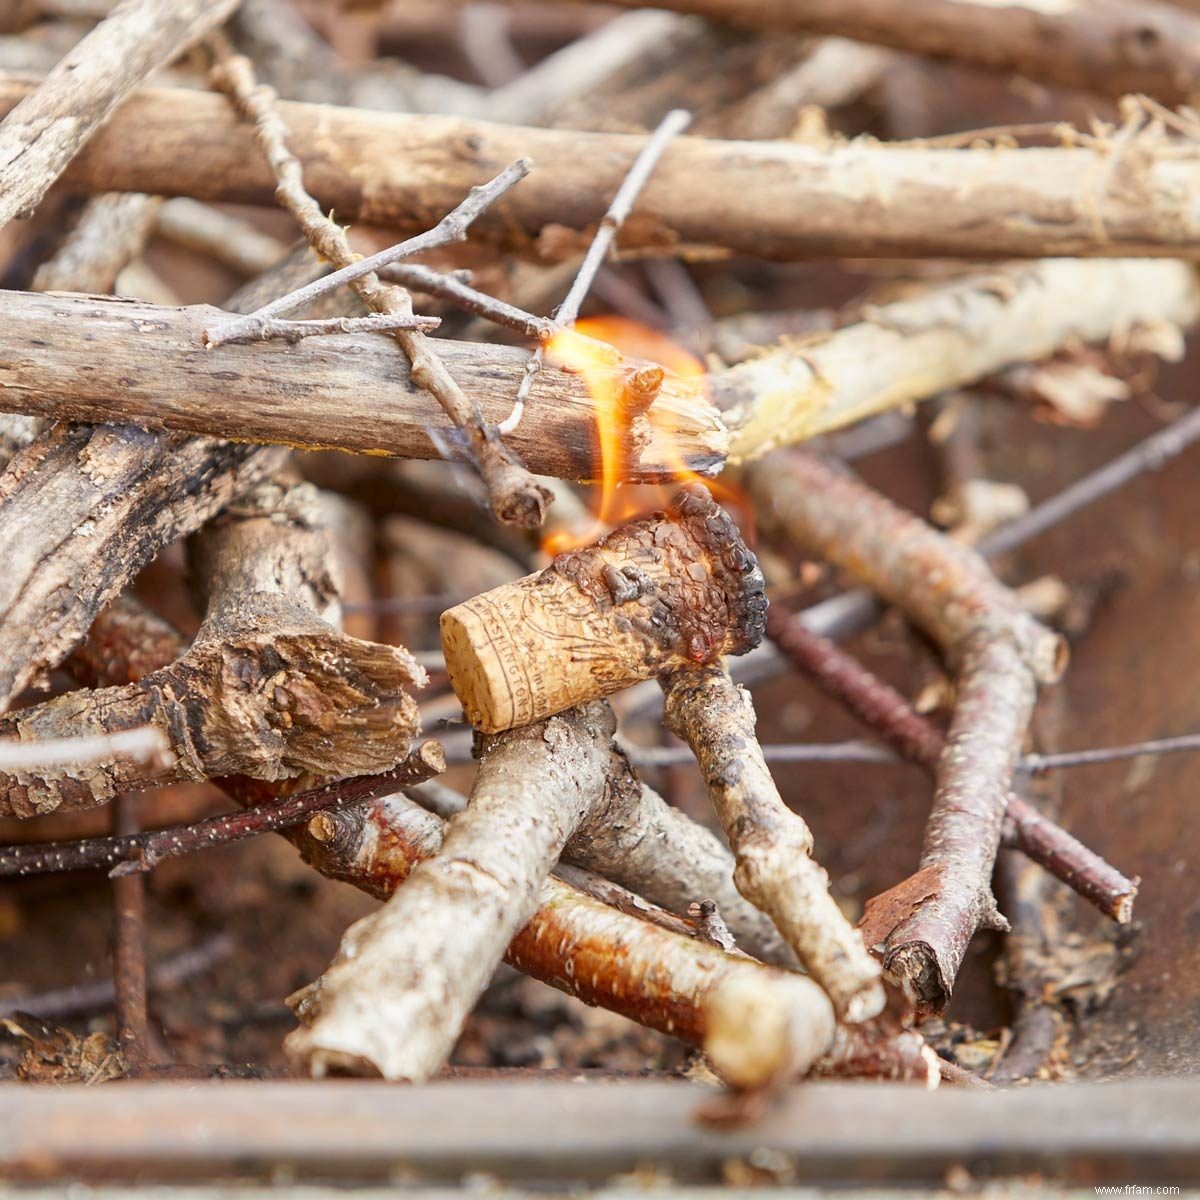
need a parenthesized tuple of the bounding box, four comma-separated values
(977, 403, 1200, 558)
(0, 744, 445, 879)
(381, 263, 554, 338)
(201, 158, 533, 347)
(208, 311, 440, 345)
(622, 734, 1200, 775)
(111, 792, 150, 1069)
(764, 609, 1139, 924)
(0, 932, 235, 1021)
(497, 108, 691, 435)
(1022, 734, 1200, 771)
(0, 727, 172, 772)
(205, 46, 550, 527)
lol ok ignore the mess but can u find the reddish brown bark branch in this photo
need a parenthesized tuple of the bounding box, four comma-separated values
(749, 452, 1065, 1016)
(764, 608, 1137, 923)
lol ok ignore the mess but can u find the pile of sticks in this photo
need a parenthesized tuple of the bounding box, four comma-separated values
(1, 0, 1196, 1101)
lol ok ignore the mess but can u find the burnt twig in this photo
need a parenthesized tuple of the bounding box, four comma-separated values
(499, 108, 691, 435)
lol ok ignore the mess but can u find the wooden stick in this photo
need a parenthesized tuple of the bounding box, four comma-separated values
(0, 0, 240, 228)
(662, 665, 885, 1024)
(294, 785, 840, 1089)
(0, 291, 726, 482)
(31, 192, 161, 294)
(748, 452, 1066, 1017)
(714, 259, 1200, 461)
(3, 261, 1188, 516)
(154, 197, 287, 278)
(502, 108, 691, 435)
(0, 727, 169, 772)
(440, 486, 766, 733)
(0, 481, 424, 817)
(524, 0, 1200, 106)
(0, 424, 285, 715)
(285, 702, 617, 1081)
(12, 78, 1200, 259)
(207, 46, 550, 529)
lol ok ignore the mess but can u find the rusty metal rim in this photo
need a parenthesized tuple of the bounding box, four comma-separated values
(0, 1078, 1197, 1185)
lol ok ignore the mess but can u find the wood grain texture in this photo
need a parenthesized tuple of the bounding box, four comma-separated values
(0, 291, 727, 480)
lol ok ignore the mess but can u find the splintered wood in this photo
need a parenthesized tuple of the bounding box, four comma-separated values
(0, 0, 1184, 1116)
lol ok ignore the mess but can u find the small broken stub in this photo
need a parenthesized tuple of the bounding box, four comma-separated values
(441, 485, 766, 733)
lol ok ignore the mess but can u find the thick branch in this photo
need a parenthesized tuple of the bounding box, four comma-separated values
(0, 291, 727, 483)
(662, 665, 885, 1024)
(295, 786, 840, 1090)
(527, 0, 1200, 106)
(0, 481, 424, 816)
(11, 78, 1200, 258)
(713, 260, 1200, 461)
(285, 702, 616, 1081)
(0, 0, 240, 227)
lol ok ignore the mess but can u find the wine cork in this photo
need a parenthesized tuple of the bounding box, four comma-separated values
(441, 486, 766, 733)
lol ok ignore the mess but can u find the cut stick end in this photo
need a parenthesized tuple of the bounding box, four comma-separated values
(439, 604, 514, 735)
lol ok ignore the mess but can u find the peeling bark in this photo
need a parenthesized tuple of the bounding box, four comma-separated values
(0, 481, 423, 817)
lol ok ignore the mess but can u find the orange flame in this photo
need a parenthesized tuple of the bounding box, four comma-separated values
(542, 316, 750, 556)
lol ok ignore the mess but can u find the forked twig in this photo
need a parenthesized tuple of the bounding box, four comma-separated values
(201, 158, 532, 347)
(497, 108, 692, 435)
(749, 452, 1066, 1016)
(206, 45, 551, 528)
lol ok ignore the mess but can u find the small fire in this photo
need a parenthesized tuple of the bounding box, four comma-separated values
(542, 316, 750, 556)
